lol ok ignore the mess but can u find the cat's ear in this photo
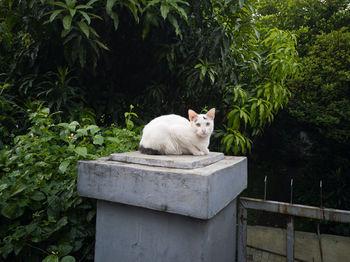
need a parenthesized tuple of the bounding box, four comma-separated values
(188, 109, 198, 121)
(206, 108, 216, 120)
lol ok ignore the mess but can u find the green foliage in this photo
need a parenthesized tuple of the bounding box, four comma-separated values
(250, 0, 350, 228)
(0, 105, 140, 261)
(1, 0, 295, 156)
(0, 0, 193, 132)
(44, 0, 107, 68)
(289, 28, 350, 143)
(219, 28, 299, 154)
(256, 0, 350, 55)
(33, 66, 82, 112)
(0, 84, 29, 147)
(124, 105, 139, 131)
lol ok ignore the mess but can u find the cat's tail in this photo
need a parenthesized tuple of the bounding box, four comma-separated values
(139, 144, 161, 155)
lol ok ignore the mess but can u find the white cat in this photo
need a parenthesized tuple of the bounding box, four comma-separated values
(139, 108, 215, 155)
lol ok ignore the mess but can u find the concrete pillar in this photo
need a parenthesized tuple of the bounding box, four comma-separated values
(78, 152, 247, 262)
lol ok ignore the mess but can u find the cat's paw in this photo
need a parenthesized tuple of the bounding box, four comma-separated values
(203, 148, 209, 154)
(193, 151, 205, 156)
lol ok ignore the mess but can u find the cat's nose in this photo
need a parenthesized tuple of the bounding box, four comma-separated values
(202, 130, 206, 134)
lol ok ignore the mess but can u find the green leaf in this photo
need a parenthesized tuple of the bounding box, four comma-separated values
(126, 119, 134, 130)
(106, 0, 117, 13)
(78, 10, 91, 24)
(160, 4, 169, 19)
(75, 4, 92, 9)
(253, 27, 260, 39)
(77, 128, 88, 136)
(58, 244, 73, 257)
(93, 134, 104, 145)
(225, 136, 234, 152)
(111, 11, 119, 30)
(86, 125, 100, 135)
(10, 183, 27, 197)
(168, 14, 181, 38)
(172, 6, 187, 20)
(31, 191, 46, 201)
(61, 256, 76, 262)
(259, 104, 265, 124)
(233, 116, 240, 130)
(53, 2, 69, 8)
(86, 210, 96, 222)
(58, 123, 70, 129)
(0, 183, 8, 192)
(69, 8, 76, 17)
(63, 15, 72, 30)
(86, 0, 99, 6)
(125, 2, 139, 23)
(146, 0, 161, 8)
(86, 12, 103, 20)
(61, 28, 71, 37)
(77, 21, 89, 38)
(25, 223, 37, 234)
(43, 254, 59, 262)
(1, 204, 24, 219)
(68, 121, 79, 131)
(50, 9, 64, 22)
(209, 72, 215, 84)
(74, 147, 87, 157)
(94, 39, 110, 50)
(59, 160, 70, 174)
(106, 137, 119, 143)
(201, 66, 207, 77)
(55, 216, 68, 231)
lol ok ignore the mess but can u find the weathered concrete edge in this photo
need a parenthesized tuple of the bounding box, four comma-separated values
(208, 157, 248, 218)
(77, 160, 211, 219)
(108, 152, 225, 169)
(77, 156, 247, 220)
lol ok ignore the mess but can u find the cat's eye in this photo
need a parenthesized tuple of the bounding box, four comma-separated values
(196, 123, 200, 127)
(206, 122, 210, 126)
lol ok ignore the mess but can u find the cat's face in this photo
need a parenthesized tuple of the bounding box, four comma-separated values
(188, 108, 215, 137)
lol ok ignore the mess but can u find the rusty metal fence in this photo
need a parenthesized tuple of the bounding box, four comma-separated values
(237, 178, 350, 262)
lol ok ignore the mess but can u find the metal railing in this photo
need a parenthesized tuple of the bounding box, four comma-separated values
(237, 178, 350, 262)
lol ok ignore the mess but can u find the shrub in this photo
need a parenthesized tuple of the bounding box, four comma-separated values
(0, 105, 140, 261)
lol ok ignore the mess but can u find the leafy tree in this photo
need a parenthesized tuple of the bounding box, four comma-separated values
(290, 28, 350, 144)
(0, 0, 298, 155)
(256, 0, 350, 55)
(0, 0, 190, 128)
(288, 29, 350, 211)
(251, 0, 350, 228)
(218, 28, 299, 154)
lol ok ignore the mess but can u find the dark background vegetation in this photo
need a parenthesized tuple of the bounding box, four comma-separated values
(0, 0, 349, 261)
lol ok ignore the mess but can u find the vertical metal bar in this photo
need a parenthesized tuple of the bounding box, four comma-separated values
(264, 176, 267, 201)
(238, 200, 247, 262)
(290, 179, 294, 204)
(286, 216, 295, 262)
(287, 178, 295, 261)
(317, 223, 324, 262)
(320, 180, 323, 208)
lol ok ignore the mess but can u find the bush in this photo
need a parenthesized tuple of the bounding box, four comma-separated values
(0, 105, 140, 261)
(289, 28, 350, 144)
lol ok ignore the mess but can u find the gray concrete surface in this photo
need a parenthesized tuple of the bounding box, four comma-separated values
(77, 152, 247, 262)
(78, 153, 247, 219)
(95, 199, 237, 262)
(108, 151, 225, 169)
